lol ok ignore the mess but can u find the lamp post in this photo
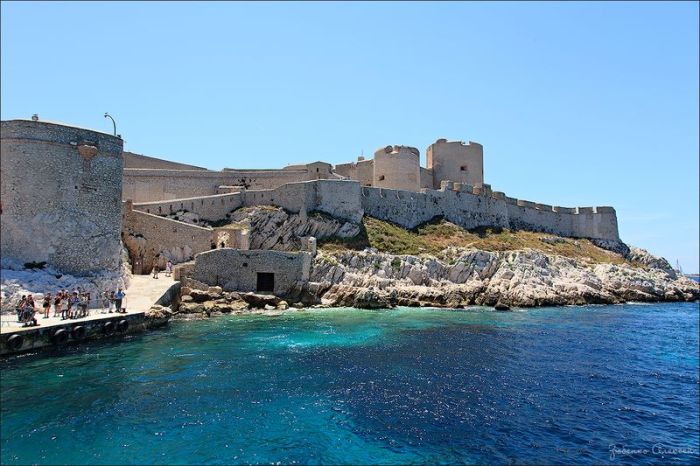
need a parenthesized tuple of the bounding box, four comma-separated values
(104, 112, 116, 136)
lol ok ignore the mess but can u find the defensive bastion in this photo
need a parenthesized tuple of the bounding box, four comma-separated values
(1, 120, 124, 275)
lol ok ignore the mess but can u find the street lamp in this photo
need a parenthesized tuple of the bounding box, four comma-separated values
(104, 112, 116, 136)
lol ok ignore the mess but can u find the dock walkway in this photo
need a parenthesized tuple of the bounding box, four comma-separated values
(1, 275, 175, 335)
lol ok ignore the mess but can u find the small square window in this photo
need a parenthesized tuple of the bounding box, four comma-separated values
(378, 175, 385, 181)
(460, 166, 467, 171)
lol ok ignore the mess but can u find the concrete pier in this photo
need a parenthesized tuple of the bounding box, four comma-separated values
(1, 275, 178, 356)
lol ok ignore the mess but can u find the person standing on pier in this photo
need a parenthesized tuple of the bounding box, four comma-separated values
(69, 292, 79, 319)
(53, 292, 62, 318)
(16, 296, 26, 323)
(115, 287, 125, 314)
(42, 293, 51, 319)
(102, 290, 111, 314)
(61, 292, 69, 320)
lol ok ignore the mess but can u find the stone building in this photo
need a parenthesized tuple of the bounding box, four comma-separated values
(1, 120, 124, 275)
(189, 249, 312, 295)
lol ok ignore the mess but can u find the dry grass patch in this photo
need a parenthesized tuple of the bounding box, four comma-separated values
(320, 216, 629, 265)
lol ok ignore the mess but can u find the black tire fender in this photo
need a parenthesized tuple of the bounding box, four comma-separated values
(7, 334, 24, 351)
(103, 321, 115, 335)
(72, 325, 87, 340)
(117, 319, 129, 333)
(52, 328, 69, 345)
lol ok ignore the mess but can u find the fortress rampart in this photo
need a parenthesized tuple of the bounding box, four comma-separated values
(0, 120, 124, 275)
(123, 151, 207, 170)
(360, 184, 619, 240)
(122, 205, 213, 273)
(123, 161, 337, 203)
(133, 192, 245, 222)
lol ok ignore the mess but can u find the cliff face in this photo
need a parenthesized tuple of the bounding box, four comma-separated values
(310, 248, 698, 308)
(220, 207, 699, 308)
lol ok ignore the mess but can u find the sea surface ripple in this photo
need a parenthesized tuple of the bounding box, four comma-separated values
(1, 302, 698, 464)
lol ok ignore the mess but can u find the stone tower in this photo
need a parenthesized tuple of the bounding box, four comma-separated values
(372, 145, 421, 191)
(426, 139, 483, 189)
(0, 120, 124, 275)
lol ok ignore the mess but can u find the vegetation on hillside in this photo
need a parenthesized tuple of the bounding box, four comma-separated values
(319, 216, 630, 265)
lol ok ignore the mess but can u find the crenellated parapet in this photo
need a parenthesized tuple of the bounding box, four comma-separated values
(361, 181, 619, 241)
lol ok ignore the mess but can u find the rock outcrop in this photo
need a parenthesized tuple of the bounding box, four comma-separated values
(226, 207, 360, 251)
(309, 247, 698, 308)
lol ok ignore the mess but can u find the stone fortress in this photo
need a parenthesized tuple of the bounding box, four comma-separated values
(1, 118, 619, 297)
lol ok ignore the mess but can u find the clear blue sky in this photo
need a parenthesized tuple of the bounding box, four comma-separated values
(2, 1, 698, 272)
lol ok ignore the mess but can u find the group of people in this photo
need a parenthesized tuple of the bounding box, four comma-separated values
(152, 260, 173, 279)
(14, 287, 126, 327)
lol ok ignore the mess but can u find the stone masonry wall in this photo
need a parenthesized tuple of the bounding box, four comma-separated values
(122, 208, 212, 273)
(1, 120, 124, 275)
(123, 168, 313, 203)
(124, 162, 338, 203)
(132, 193, 244, 222)
(361, 184, 619, 241)
(123, 151, 207, 170)
(190, 249, 312, 295)
(244, 180, 363, 223)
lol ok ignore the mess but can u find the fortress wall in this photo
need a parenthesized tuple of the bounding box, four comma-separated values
(572, 207, 619, 241)
(356, 159, 374, 186)
(1, 120, 124, 275)
(314, 180, 363, 223)
(123, 151, 206, 170)
(333, 162, 356, 180)
(334, 159, 375, 186)
(244, 182, 314, 215)
(122, 209, 212, 273)
(123, 169, 231, 202)
(242, 180, 363, 223)
(123, 168, 315, 203)
(506, 202, 576, 237)
(419, 167, 434, 189)
(191, 249, 312, 295)
(132, 193, 244, 222)
(361, 182, 619, 240)
(362, 186, 509, 230)
(361, 187, 441, 229)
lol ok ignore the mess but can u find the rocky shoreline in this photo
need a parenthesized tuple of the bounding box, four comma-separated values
(310, 247, 698, 309)
(149, 244, 698, 323)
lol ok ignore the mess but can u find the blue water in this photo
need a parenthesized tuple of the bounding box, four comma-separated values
(1, 303, 698, 465)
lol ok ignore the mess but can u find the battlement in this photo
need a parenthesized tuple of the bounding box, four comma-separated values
(374, 145, 420, 159)
(433, 138, 483, 149)
(359, 180, 619, 240)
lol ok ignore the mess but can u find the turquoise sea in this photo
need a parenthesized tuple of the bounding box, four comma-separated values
(1, 303, 698, 465)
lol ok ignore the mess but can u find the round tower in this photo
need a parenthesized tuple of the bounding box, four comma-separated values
(372, 145, 420, 191)
(0, 119, 124, 275)
(426, 139, 483, 189)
